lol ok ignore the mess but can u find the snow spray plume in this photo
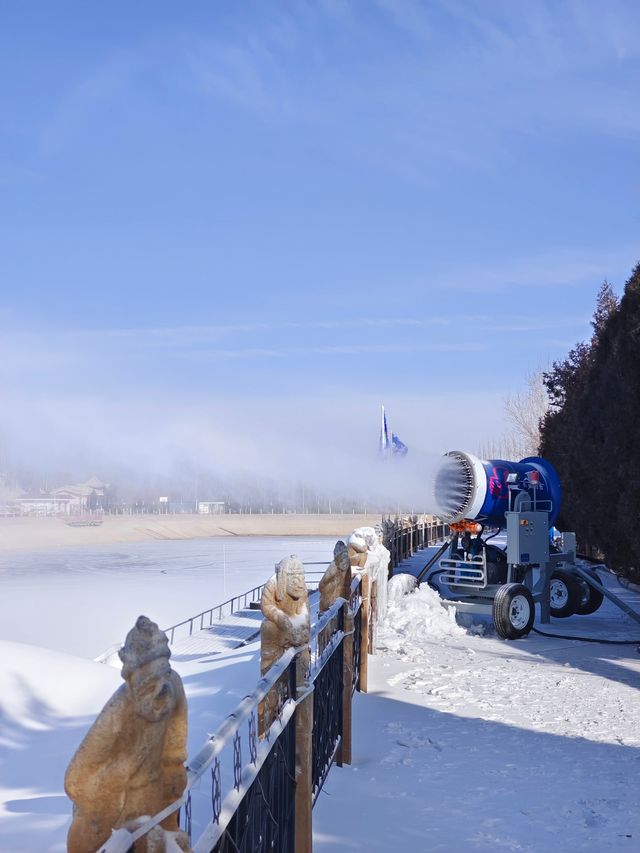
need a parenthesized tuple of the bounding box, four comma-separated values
(0, 393, 450, 514)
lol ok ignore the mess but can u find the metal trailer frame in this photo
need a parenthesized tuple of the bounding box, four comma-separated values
(429, 505, 553, 609)
(424, 507, 640, 635)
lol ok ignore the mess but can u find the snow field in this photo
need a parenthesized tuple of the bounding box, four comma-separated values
(313, 564, 640, 851)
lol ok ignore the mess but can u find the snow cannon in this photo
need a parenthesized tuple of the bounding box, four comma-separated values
(406, 450, 609, 641)
(433, 451, 562, 528)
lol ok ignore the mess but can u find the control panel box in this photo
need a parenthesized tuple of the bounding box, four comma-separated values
(505, 511, 549, 565)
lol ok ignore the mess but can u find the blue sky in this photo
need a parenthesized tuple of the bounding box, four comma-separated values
(1, 1, 639, 476)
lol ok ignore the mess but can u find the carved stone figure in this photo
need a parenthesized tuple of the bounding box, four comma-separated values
(260, 555, 310, 678)
(319, 540, 351, 614)
(259, 556, 310, 734)
(350, 526, 391, 620)
(65, 616, 189, 853)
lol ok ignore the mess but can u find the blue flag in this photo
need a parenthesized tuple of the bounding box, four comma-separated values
(392, 432, 408, 457)
(379, 405, 407, 457)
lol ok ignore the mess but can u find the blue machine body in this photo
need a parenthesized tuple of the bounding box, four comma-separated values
(476, 456, 562, 527)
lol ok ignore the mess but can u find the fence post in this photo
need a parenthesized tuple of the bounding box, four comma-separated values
(295, 670, 313, 853)
(359, 572, 370, 693)
(337, 601, 353, 768)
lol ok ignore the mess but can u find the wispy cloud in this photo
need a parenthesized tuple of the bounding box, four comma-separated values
(183, 0, 640, 184)
(39, 53, 136, 157)
(88, 340, 484, 364)
(0, 308, 595, 360)
(432, 245, 637, 294)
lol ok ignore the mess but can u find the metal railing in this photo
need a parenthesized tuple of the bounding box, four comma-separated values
(164, 568, 327, 645)
(382, 514, 450, 574)
(98, 582, 358, 853)
(208, 710, 296, 853)
(311, 619, 344, 802)
(98, 645, 302, 853)
(193, 654, 300, 853)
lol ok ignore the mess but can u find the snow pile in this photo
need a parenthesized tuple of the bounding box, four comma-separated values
(378, 581, 467, 660)
(0, 640, 121, 726)
(0, 640, 122, 852)
(386, 572, 418, 605)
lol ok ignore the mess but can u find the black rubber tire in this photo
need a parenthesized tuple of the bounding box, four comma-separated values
(493, 583, 535, 640)
(575, 569, 605, 616)
(550, 569, 582, 618)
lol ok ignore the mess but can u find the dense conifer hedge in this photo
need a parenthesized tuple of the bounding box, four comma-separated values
(540, 266, 640, 581)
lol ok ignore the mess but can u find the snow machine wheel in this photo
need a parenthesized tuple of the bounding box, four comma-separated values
(493, 583, 535, 640)
(575, 569, 604, 616)
(550, 569, 581, 618)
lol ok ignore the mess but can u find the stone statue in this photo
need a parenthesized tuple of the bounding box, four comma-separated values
(319, 540, 351, 614)
(260, 555, 310, 676)
(260, 556, 310, 734)
(350, 526, 391, 620)
(65, 616, 189, 853)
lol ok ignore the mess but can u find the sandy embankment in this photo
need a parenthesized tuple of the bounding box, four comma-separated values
(0, 513, 383, 552)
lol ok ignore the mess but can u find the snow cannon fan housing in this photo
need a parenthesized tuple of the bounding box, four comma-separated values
(434, 451, 562, 528)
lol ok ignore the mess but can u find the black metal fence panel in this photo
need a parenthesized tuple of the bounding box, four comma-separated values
(311, 638, 344, 803)
(211, 716, 296, 853)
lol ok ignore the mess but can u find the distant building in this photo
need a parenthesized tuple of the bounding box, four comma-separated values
(18, 477, 108, 516)
(17, 495, 73, 516)
(198, 501, 225, 514)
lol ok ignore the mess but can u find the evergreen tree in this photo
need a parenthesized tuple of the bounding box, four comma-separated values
(590, 280, 619, 343)
(539, 266, 640, 579)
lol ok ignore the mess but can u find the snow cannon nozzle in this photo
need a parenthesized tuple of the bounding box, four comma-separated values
(433, 450, 562, 528)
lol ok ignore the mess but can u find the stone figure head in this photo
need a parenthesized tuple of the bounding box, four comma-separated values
(359, 527, 378, 551)
(333, 540, 350, 573)
(275, 555, 306, 602)
(119, 616, 178, 723)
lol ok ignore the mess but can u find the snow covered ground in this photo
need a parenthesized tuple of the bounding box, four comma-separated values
(2, 536, 640, 851)
(313, 555, 640, 852)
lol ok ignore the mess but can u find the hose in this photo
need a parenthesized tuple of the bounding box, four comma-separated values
(531, 626, 640, 646)
(424, 568, 450, 589)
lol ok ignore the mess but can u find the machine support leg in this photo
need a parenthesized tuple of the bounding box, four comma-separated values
(573, 566, 640, 626)
(538, 563, 551, 624)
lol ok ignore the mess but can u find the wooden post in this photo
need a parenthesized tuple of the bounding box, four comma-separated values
(368, 578, 377, 655)
(337, 601, 353, 768)
(359, 572, 369, 693)
(295, 675, 313, 853)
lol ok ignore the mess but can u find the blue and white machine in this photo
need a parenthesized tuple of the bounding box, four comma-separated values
(421, 451, 604, 639)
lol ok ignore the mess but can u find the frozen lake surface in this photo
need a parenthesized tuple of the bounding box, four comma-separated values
(0, 535, 334, 659)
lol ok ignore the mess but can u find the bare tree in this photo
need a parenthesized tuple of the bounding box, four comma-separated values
(503, 367, 549, 458)
(478, 367, 549, 460)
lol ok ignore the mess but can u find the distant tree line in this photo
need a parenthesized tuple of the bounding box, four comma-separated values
(539, 266, 640, 581)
